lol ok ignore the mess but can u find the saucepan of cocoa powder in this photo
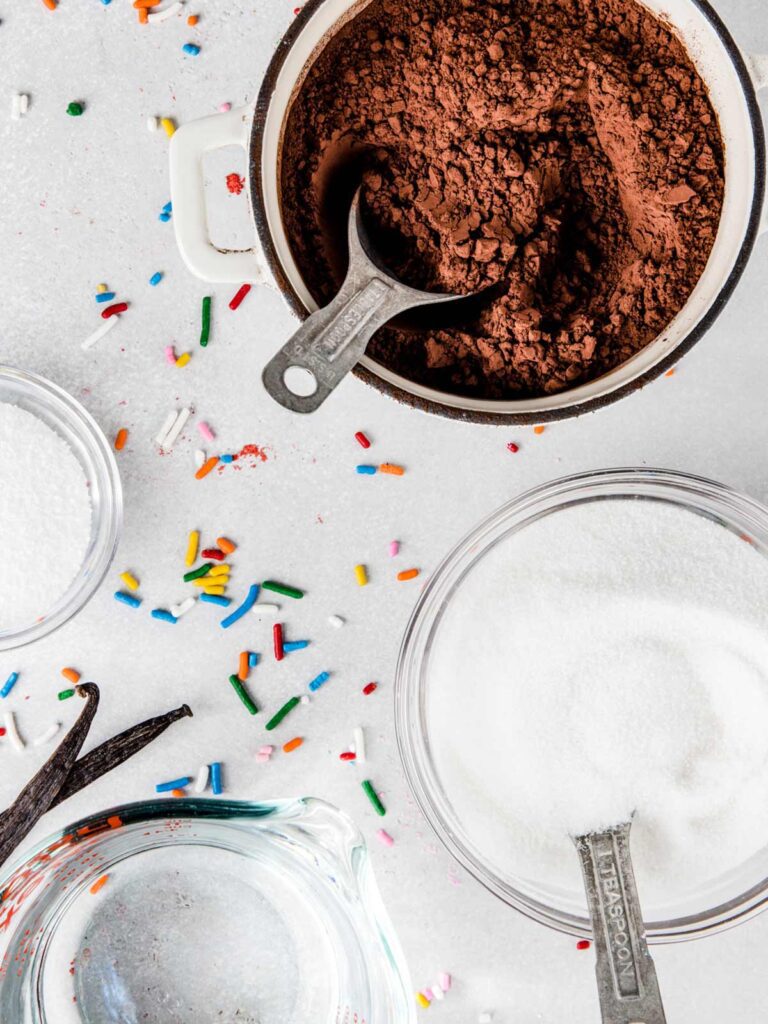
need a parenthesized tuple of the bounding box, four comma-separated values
(170, 0, 767, 423)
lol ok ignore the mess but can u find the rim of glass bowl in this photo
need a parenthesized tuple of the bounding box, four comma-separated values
(0, 797, 414, 1024)
(395, 467, 768, 944)
(0, 364, 122, 651)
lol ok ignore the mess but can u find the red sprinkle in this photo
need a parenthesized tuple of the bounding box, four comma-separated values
(576, 940, 591, 950)
(363, 682, 377, 695)
(225, 173, 245, 195)
(201, 548, 225, 561)
(0, 728, 6, 737)
(339, 751, 356, 761)
(101, 302, 128, 319)
(355, 431, 371, 449)
(273, 623, 284, 661)
(506, 442, 519, 453)
(229, 283, 252, 310)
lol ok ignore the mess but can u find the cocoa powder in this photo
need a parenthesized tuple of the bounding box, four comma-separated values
(280, 0, 724, 399)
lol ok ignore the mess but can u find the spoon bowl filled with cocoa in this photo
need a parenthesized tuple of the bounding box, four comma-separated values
(170, 0, 767, 423)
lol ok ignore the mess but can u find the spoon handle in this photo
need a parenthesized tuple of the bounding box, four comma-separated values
(574, 823, 667, 1024)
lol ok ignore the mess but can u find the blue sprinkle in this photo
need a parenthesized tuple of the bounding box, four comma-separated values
(200, 593, 232, 607)
(283, 640, 310, 653)
(149, 271, 163, 287)
(155, 776, 191, 793)
(151, 608, 178, 623)
(159, 212, 171, 222)
(220, 583, 260, 629)
(248, 652, 259, 667)
(356, 465, 377, 475)
(308, 671, 330, 692)
(114, 590, 141, 608)
(95, 292, 116, 303)
(1, 672, 19, 699)
(211, 762, 223, 795)
(101, 0, 112, 5)
(163, 201, 173, 213)
(182, 43, 201, 55)
(220, 454, 234, 464)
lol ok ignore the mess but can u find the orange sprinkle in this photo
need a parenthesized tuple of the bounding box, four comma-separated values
(138, 7, 148, 22)
(379, 463, 405, 476)
(133, 0, 161, 6)
(397, 568, 420, 582)
(533, 425, 546, 435)
(114, 428, 128, 451)
(89, 875, 109, 895)
(283, 737, 304, 753)
(107, 815, 123, 829)
(170, 788, 186, 797)
(187, 13, 199, 24)
(238, 651, 250, 681)
(42, 0, 57, 8)
(217, 536, 236, 554)
(665, 368, 676, 377)
(195, 456, 219, 480)
(61, 667, 81, 684)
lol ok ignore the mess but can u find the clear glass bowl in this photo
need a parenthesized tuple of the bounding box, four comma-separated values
(0, 797, 414, 1023)
(0, 365, 122, 650)
(395, 467, 768, 943)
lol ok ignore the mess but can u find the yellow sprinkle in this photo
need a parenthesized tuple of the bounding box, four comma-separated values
(354, 564, 368, 587)
(160, 117, 176, 137)
(202, 585, 227, 596)
(193, 577, 225, 589)
(185, 530, 199, 567)
(96, 283, 108, 294)
(120, 571, 140, 591)
(415, 993, 430, 1009)
(208, 564, 230, 576)
(176, 353, 191, 367)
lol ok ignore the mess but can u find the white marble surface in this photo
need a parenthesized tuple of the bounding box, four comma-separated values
(2, 1, 768, 1020)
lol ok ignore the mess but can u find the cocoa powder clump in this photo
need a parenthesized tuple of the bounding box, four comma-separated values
(281, 0, 724, 399)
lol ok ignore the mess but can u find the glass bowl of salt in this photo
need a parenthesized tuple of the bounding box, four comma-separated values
(0, 365, 122, 650)
(396, 467, 768, 942)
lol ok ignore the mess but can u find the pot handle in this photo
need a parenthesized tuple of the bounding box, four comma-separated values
(747, 55, 768, 236)
(169, 107, 269, 283)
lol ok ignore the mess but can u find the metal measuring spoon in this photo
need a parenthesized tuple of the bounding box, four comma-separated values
(262, 187, 474, 413)
(574, 821, 667, 1024)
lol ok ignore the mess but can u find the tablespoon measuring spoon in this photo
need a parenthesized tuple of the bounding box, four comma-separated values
(262, 187, 473, 413)
(574, 821, 667, 1024)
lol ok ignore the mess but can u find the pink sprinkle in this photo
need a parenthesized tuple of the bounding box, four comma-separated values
(198, 421, 215, 442)
(219, 102, 232, 112)
(255, 752, 270, 763)
(438, 972, 451, 992)
(423, 989, 434, 1001)
(376, 828, 394, 847)
(164, 345, 177, 365)
(389, 540, 400, 557)
(258, 745, 274, 755)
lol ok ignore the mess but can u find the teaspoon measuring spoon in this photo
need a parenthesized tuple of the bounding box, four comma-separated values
(262, 187, 474, 413)
(574, 821, 667, 1024)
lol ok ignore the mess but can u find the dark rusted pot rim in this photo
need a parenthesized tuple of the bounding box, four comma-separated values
(250, 0, 766, 425)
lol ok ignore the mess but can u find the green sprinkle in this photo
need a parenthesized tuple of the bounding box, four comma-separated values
(262, 581, 304, 600)
(199, 295, 212, 347)
(183, 562, 213, 582)
(228, 674, 258, 715)
(361, 779, 386, 816)
(265, 695, 300, 731)
(66, 101, 84, 116)
(58, 688, 75, 701)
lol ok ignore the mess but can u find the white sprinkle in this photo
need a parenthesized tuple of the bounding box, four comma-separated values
(147, 115, 159, 132)
(251, 603, 280, 617)
(147, 0, 184, 22)
(4, 711, 25, 753)
(478, 1013, 493, 1023)
(193, 763, 209, 793)
(328, 614, 345, 629)
(10, 93, 21, 120)
(19, 94, 29, 115)
(170, 596, 197, 618)
(430, 984, 444, 1002)
(33, 722, 61, 747)
(300, 695, 310, 705)
(81, 314, 119, 352)
(162, 407, 191, 448)
(194, 448, 206, 469)
(353, 726, 366, 764)
(155, 410, 178, 446)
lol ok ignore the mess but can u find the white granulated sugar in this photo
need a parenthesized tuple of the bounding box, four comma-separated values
(0, 403, 91, 630)
(427, 499, 768, 908)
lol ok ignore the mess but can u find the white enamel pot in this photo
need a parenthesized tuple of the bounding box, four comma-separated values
(169, 0, 768, 424)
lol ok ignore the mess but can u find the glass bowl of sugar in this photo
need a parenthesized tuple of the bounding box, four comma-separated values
(0, 365, 122, 650)
(396, 467, 768, 942)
